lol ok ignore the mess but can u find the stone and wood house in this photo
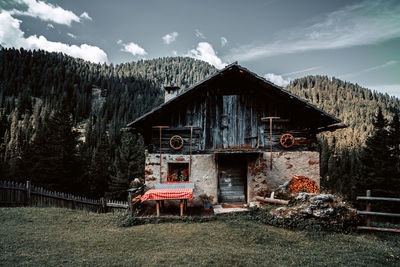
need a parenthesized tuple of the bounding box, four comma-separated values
(127, 63, 344, 204)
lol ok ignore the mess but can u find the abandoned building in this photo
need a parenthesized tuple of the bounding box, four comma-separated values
(127, 63, 344, 204)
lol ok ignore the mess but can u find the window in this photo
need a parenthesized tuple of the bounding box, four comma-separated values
(167, 163, 189, 181)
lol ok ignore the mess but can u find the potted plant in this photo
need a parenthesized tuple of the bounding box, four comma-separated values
(199, 193, 214, 211)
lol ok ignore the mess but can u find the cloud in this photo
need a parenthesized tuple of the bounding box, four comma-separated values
(80, 12, 92, 21)
(195, 29, 206, 39)
(186, 42, 227, 69)
(120, 41, 147, 57)
(67, 33, 77, 39)
(339, 60, 397, 78)
(264, 73, 291, 87)
(280, 66, 320, 76)
(228, 0, 400, 61)
(162, 32, 178, 44)
(46, 23, 54, 29)
(221, 37, 228, 47)
(10, 0, 81, 26)
(116, 39, 122, 45)
(0, 11, 108, 63)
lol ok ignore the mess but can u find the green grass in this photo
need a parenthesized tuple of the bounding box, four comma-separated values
(0, 207, 399, 266)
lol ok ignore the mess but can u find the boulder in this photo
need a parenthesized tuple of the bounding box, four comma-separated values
(270, 193, 359, 226)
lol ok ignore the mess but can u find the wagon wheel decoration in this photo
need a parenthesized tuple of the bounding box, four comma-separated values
(170, 135, 184, 150)
(280, 133, 295, 148)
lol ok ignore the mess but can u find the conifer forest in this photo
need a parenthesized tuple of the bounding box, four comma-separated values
(0, 48, 399, 202)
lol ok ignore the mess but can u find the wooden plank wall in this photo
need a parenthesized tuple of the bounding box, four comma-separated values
(150, 89, 319, 154)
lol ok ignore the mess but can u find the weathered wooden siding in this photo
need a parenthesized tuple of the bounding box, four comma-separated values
(149, 85, 319, 154)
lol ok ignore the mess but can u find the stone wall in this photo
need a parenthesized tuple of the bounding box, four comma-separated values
(145, 151, 320, 204)
(144, 151, 218, 204)
(247, 152, 320, 202)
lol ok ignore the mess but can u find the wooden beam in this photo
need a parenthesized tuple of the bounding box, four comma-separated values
(256, 196, 289, 205)
(261, 117, 280, 169)
(357, 210, 400, 217)
(156, 200, 160, 217)
(152, 126, 169, 183)
(357, 196, 400, 202)
(364, 190, 371, 227)
(185, 126, 200, 177)
(357, 226, 400, 233)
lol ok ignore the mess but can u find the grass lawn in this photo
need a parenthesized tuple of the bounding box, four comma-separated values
(0, 207, 399, 266)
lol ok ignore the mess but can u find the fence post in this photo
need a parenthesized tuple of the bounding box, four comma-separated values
(128, 191, 133, 216)
(100, 197, 106, 213)
(71, 195, 76, 210)
(25, 181, 31, 206)
(366, 190, 371, 227)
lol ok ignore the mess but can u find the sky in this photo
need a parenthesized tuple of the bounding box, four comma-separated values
(0, 0, 399, 97)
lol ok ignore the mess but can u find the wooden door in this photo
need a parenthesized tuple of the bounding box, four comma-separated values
(218, 155, 246, 203)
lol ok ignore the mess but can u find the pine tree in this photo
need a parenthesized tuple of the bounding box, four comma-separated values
(388, 112, 400, 197)
(358, 108, 392, 196)
(88, 133, 110, 198)
(29, 102, 81, 192)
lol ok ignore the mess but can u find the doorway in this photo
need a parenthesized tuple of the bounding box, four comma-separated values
(217, 154, 247, 203)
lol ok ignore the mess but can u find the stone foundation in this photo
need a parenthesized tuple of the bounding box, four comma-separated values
(145, 151, 320, 204)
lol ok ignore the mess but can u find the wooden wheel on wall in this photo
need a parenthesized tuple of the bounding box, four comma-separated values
(280, 133, 295, 148)
(170, 135, 184, 150)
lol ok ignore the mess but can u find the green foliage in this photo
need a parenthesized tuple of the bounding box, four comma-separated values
(27, 103, 81, 193)
(287, 76, 400, 201)
(358, 109, 391, 195)
(0, 48, 216, 198)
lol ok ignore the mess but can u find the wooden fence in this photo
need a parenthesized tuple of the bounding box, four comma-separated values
(356, 190, 400, 233)
(0, 180, 133, 213)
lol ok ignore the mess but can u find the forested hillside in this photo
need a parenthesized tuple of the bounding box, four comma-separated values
(0, 48, 217, 198)
(0, 48, 398, 201)
(287, 77, 400, 200)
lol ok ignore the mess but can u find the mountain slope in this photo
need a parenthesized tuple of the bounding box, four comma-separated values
(0, 48, 398, 199)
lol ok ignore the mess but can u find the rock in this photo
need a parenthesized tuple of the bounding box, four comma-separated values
(299, 205, 313, 215)
(309, 194, 334, 204)
(269, 193, 360, 228)
(286, 210, 297, 218)
(248, 202, 260, 208)
(295, 192, 312, 202)
(312, 207, 335, 218)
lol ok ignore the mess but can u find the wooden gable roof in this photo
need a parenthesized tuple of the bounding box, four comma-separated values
(127, 63, 343, 132)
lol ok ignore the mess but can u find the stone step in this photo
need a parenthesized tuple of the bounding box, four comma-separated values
(220, 176, 243, 180)
(219, 170, 242, 175)
(220, 182, 244, 188)
(219, 178, 245, 184)
(219, 185, 244, 192)
(220, 191, 245, 197)
(220, 195, 245, 203)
